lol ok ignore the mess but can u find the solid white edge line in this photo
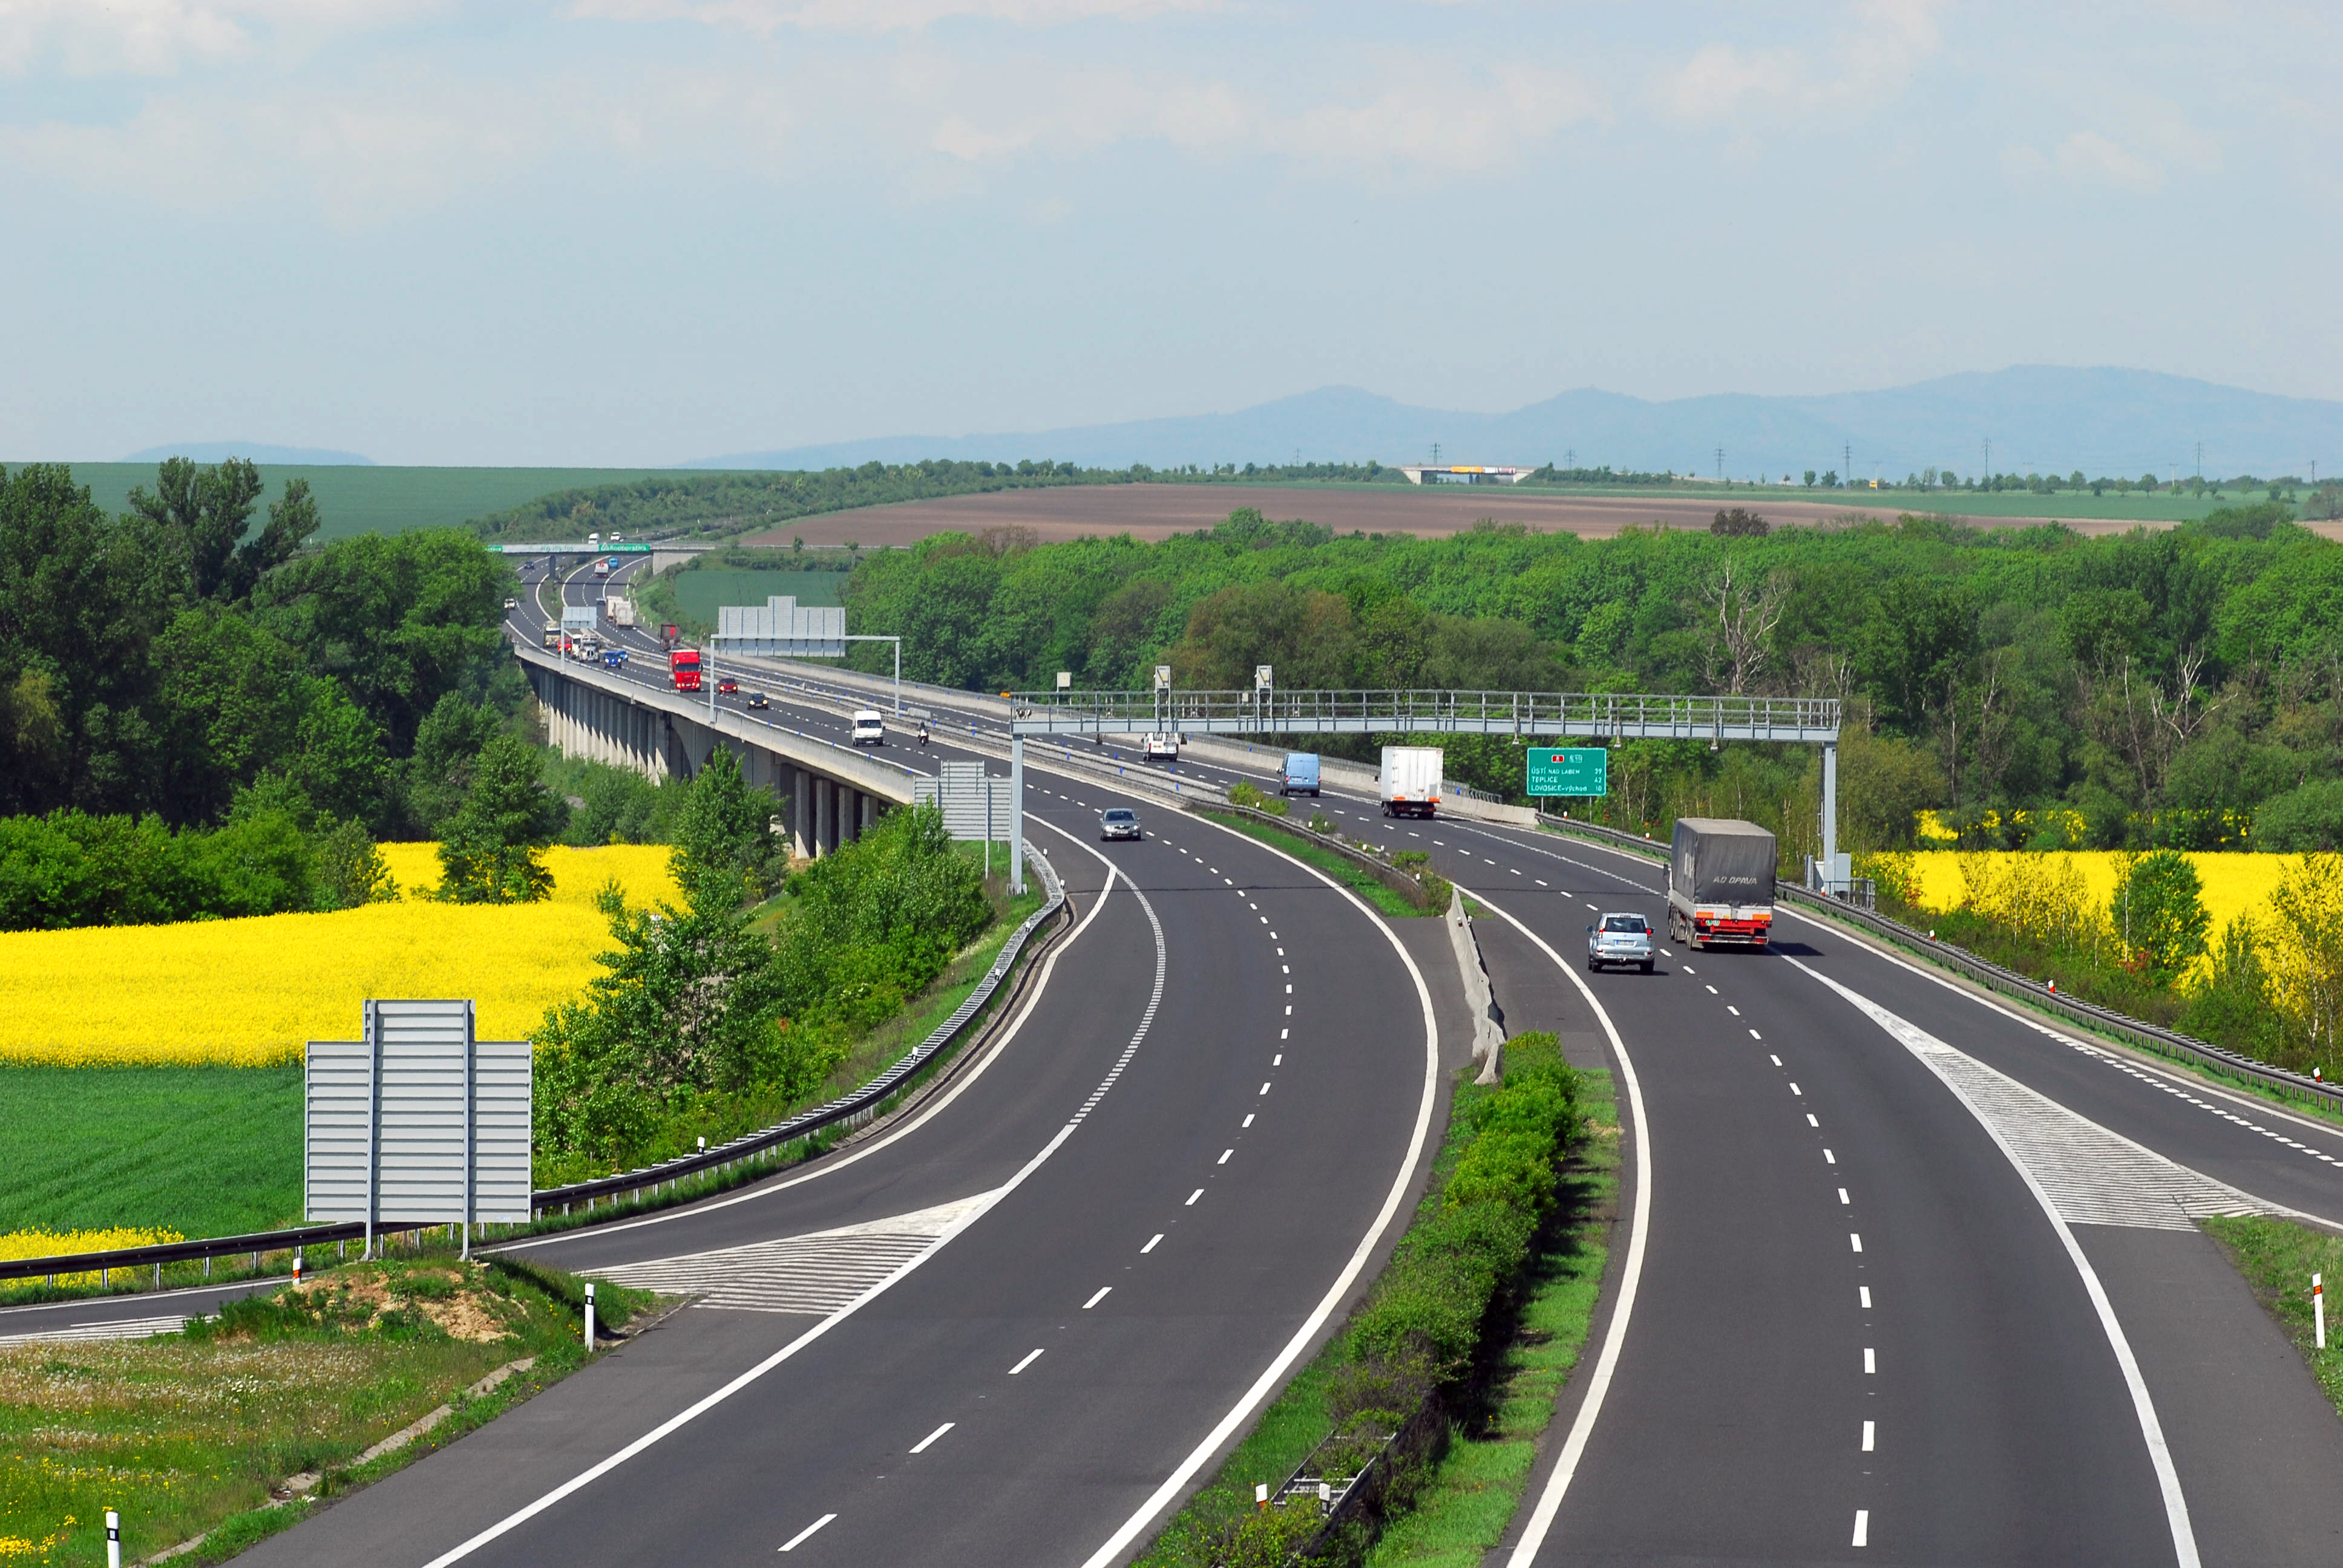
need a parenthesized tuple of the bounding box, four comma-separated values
(1784, 955, 2200, 1568)
(1076, 812, 1441, 1568)
(496, 814, 1116, 1251)
(419, 825, 1143, 1568)
(1462, 884, 1651, 1568)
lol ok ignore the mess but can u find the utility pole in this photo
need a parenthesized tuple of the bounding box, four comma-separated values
(2195, 440, 2203, 479)
(1565, 447, 1575, 470)
(1431, 441, 1441, 466)
(1715, 446, 1725, 481)
(1982, 437, 1990, 475)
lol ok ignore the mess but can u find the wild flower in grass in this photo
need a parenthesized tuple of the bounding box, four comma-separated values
(0, 1229, 183, 1288)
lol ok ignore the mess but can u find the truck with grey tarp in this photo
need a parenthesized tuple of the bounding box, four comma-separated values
(1666, 817, 1777, 950)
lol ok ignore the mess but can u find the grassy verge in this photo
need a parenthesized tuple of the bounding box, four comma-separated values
(1137, 1036, 1588, 1567)
(0, 1065, 303, 1238)
(1200, 811, 1434, 919)
(2201, 1215, 2343, 1420)
(0, 1253, 657, 1566)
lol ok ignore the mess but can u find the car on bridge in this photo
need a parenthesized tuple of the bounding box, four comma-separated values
(851, 710, 886, 746)
(1587, 912, 1655, 973)
(716, 677, 740, 696)
(1101, 808, 1143, 841)
(745, 691, 769, 710)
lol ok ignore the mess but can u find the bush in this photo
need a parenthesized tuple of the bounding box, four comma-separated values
(2111, 850, 2209, 983)
(1227, 779, 1288, 816)
(2252, 780, 2343, 851)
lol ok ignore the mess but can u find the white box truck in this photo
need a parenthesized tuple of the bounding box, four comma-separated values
(605, 596, 635, 627)
(1667, 817, 1777, 950)
(1379, 746, 1443, 818)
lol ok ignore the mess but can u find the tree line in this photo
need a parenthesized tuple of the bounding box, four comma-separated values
(835, 500, 2343, 861)
(0, 459, 536, 925)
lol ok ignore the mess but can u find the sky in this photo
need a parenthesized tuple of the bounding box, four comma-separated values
(1, 1, 2335, 466)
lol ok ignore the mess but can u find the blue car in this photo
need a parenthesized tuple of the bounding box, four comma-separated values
(1280, 752, 1321, 796)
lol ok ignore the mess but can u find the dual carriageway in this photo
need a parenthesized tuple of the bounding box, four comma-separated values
(19, 549, 2343, 1564)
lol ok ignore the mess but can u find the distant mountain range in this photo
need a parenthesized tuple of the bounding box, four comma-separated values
(689, 367, 2343, 481)
(120, 442, 374, 466)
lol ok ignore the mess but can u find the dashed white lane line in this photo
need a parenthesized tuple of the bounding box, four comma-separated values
(1259, 1082, 1272, 1096)
(1535, 879, 1547, 886)
(1850, 1233, 1864, 1253)
(779, 1514, 836, 1552)
(1771, 1054, 1783, 1067)
(1790, 1083, 1803, 1096)
(1009, 1349, 1044, 1374)
(1142, 1234, 1163, 1254)
(1807, 1114, 1820, 1127)
(1217, 1149, 1233, 1164)
(909, 1422, 955, 1454)
(1860, 1285, 1872, 1309)
(1243, 1113, 1256, 1128)
(1726, 1005, 1741, 1016)
(1823, 1148, 1835, 1163)
(1185, 1189, 1203, 1206)
(1864, 1347, 1876, 1374)
(1838, 1187, 1851, 1204)
(1861, 1420, 1875, 1451)
(1750, 1030, 1763, 1040)
(1853, 1510, 1870, 1548)
(1083, 1287, 1112, 1310)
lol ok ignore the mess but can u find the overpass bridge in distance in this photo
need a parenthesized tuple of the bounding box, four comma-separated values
(516, 638, 913, 860)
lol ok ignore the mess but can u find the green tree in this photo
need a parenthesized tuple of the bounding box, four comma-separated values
(670, 748, 783, 904)
(403, 693, 503, 835)
(2111, 849, 2210, 983)
(436, 733, 565, 903)
(128, 456, 265, 603)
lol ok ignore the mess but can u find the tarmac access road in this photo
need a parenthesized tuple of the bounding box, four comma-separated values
(228, 724, 1448, 1567)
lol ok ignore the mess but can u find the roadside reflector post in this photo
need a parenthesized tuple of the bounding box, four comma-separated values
(1255, 1483, 1269, 1511)
(2318, 1273, 2327, 1351)
(106, 1510, 120, 1568)
(585, 1282, 597, 1351)
(292, 1251, 303, 1288)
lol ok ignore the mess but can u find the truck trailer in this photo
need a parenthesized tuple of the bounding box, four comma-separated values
(1378, 746, 1443, 818)
(1667, 817, 1777, 950)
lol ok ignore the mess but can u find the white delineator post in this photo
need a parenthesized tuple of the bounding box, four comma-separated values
(585, 1281, 597, 1352)
(106, 1511, 121, 1568)
(2317, 1273, 2326, 1351)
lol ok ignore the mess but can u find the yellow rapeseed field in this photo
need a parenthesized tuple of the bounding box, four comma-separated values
(1904, 851, 2296, 939)
(0, 846, 678, 1068)
(0, 1226, 182, 1281)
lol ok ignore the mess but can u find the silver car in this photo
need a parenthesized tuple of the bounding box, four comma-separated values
(1101, 808, 1143, 842)
(1587, 912, 1655, 973)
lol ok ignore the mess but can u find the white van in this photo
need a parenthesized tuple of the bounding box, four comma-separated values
(851, 710, 886, 746)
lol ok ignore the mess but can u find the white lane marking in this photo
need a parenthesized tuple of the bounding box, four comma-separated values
(1771, 1055, 1783, 1067)
(1860, 1286, 1872, 1309)
(1850, 1233, 1863, 1252)
(1083, 1287, 1112, 1310)
(1728, 1005, 1741, 1016)
(1852, 1510, 1869, 1548)
(1510, 867, 1522, 875)
(1259, 1083, 1271, 1096)
(1790, 1083, 1803, 1096)
(779, 1513, 836, 1552)
(1284, 984, 1292, 994)
(1142, 1234, 1163, 1254)
(425, 834, 1152, 1567)
(1280, 1028, 1288, 1040)
(496, 811, 1117, 1253)
(1749, 1030, 1763, 1040)
(1009, 1349, 1044, 1374)
(1469, 886, 1650, 1568)
(1217, 1149, 1233, 1164)
(0, 1313, 188, 1345)
(592, 1194, 990, 1315)
(1807, 1114, 1820, 1126)
(1839, 1188, 1851, 1205)
(1186, 1189, 1203, 1206)
(909, 1422, 955, 1454)
(1824, 1148, 1835, 1163)
(1585, 902, 1599, 910)
(1535, 879, 1547, 886)
(1082, 805, 1442, 1568)
(1864, 1347, 1876, 1374)
(1243, 1113, 1256, 1128)
(1862, 1420, 1875, 1452)
(1788, 959, 2202, 1568)
(1272, 1054, 1282, 1066)
(1706, 985, 1719, 995)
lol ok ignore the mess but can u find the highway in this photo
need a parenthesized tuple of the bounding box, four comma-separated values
(215, 556, 1456, 1566)
(16, 558, 2343, 1564)
(525, 563, 2343, 1560)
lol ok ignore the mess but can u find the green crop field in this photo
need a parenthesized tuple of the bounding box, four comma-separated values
(6, 462, 733, 541)
(0, 1065, 301, 1239)
(673, 569, 844, 622)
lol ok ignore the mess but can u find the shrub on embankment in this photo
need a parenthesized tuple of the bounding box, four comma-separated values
(1158, 1031, 1584, 1568)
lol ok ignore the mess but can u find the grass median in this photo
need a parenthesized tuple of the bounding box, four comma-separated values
(2202, 1215, 2343, 1420)
(1137, 1036, 1595, 1567)
(1199, 811, 1435, 920)
(0, 1253, 658, 1566)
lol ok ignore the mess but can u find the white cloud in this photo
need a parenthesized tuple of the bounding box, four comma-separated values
(1655, 0, 1942, 125)
(0, 0, 437, 77)
(2005, 128, 2168, 194)
(572, 0, 1215, 34)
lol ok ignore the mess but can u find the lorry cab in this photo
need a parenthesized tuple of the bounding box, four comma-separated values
(851, 710, 886, 746)
(1280, 752, 1321, 796)
(541, 626, 560, 649)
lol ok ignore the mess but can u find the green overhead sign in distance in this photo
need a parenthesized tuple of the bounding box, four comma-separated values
(1527, 747, 1608, 796)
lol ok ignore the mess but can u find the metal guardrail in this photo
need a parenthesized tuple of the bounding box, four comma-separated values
(1, 851, 1070, 1290)
(1010, 688, 1841, 742)
(1532, 812, 2343, 1114)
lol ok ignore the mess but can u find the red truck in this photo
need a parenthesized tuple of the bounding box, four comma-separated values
(670, 648, 703, 691)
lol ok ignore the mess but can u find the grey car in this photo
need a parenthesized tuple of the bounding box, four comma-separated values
(1101, 808, 1143, 841)
(1587, 912, 1655, 973)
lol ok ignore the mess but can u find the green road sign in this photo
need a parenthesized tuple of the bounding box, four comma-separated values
(1527, 746, 1607, 796)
